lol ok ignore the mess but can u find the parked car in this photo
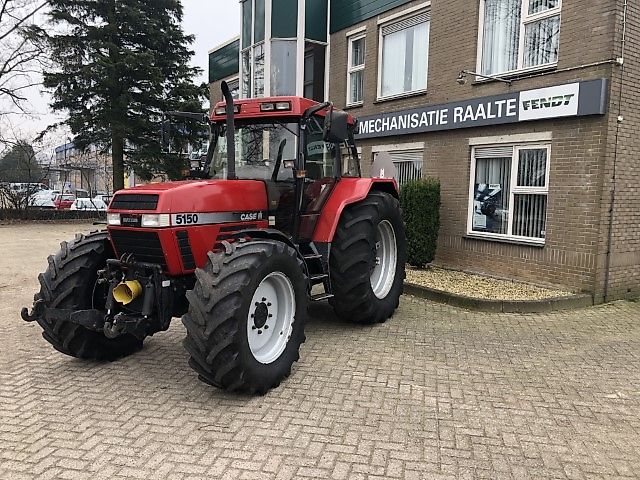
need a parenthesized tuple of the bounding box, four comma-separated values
(53, 194, 76, 210)
(70, 198, 107, 211)
(28, 190, 56, 208)
(9, 183, 49, 195)
(75, 189, 90, 199)
(93, 193, 112, 205)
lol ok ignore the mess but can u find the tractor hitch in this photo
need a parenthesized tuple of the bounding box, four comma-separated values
(21, 300, 44, 322)
(21, 301, 102, 328)
(21, 302, 150, 340)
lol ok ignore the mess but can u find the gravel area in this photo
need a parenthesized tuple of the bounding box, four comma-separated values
(406, 265, 570, 301)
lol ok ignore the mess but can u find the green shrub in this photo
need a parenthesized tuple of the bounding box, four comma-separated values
(399, 178, 441, 268)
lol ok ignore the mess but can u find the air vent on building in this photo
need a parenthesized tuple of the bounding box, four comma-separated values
(381, 12, 431, 36)
(474, 146, 514, 158)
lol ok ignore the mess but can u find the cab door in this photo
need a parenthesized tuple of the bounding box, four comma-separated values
(297, 117, 340, 241)
(261, 126, 298, 236)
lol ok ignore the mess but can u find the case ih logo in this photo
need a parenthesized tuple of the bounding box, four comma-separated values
(522, 94, 576, 111)
(240, 212, 263, 221)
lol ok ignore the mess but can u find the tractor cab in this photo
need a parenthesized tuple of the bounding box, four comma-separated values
(207, 95, 360, 240)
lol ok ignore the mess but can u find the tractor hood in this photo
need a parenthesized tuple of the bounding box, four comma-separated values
(108, 179, 269, 215)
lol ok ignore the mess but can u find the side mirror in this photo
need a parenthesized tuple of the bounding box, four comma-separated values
(323, 107, 349, 144)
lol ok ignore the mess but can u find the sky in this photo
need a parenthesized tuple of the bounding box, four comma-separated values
(7, 1, 241, 142)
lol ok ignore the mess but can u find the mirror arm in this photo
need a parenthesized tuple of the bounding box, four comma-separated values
(201, 123, 219, 178)
(302, 102, 332, 123)
(348, 127, 361, 177)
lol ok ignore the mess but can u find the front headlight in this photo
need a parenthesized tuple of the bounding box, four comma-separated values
(107, 213, 121, 226)
(141, 214, 171, 228)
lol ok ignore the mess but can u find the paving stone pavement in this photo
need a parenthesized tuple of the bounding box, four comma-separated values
(1, 223, 640, 480)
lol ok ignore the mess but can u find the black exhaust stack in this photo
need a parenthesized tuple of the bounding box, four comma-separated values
(221, 81, 236, 180)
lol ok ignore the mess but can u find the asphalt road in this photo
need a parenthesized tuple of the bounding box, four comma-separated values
(1, 222, 640, 479)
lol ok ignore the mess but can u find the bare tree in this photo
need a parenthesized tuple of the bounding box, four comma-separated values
(0, 0, 48, 117)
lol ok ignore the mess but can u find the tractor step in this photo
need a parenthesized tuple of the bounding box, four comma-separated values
(309, 273, 328, 283)
(303, 253, 323, 260)
(311, 293, 334, 302)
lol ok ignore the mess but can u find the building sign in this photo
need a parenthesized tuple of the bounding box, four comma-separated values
(355, 79, 608, 139)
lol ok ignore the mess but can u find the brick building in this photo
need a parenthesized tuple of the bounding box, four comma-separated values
(208, 0, 637, 302)
(50, 142, 113, 195)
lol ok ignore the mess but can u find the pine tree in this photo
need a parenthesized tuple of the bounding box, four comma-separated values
(0, 141, 42, 183)
(40, 0, 204, 191)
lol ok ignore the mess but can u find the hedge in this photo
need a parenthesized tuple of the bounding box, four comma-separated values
(0, 208, 106, 222)
(399, 178, 441, 268)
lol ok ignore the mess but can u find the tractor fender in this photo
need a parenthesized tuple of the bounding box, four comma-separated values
(312, 178, 398, 243)
(227, 228, 310, 277)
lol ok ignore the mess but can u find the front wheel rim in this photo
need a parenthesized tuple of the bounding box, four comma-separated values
(247, 272, 296, 364)
(370, 220, 398, 299)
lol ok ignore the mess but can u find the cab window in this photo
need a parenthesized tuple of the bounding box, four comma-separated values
(212, 122, 298, 181)
(305, 116, 336, 180)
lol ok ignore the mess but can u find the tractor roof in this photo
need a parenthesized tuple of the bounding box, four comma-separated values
(210, 96, 355, 125)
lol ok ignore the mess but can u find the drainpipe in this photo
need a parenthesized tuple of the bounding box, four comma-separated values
(603, 0, 628, 302)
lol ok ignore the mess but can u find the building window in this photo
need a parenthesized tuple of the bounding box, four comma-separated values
(220, 78, 240, 101)
(271, 40, 297, 96)
(469, 144, 550, 243)
(479, 0, 561, 76)
(374, 149, 423, 187)
(378, 11, 430, 100)
(240, 0, 266, 98)
(347, 34, 365, 105)
(304, 42, 326, 101)
(253, 43, 265, 97)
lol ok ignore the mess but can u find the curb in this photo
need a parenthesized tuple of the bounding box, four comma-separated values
(403, 282, 594, 313)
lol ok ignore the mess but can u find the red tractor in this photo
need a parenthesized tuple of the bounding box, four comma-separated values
(22, 82, 406, 394)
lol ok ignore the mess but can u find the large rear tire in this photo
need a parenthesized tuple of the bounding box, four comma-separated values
(182, 240, 308, 394)
(33, 231, 144, 360)
(329, 191, 406, 324)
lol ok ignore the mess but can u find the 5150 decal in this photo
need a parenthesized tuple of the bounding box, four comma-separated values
(174, 213, 199, 225)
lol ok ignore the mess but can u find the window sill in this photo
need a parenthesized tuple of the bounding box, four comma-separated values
(374, 89, 427, 104)
(464, 233, 546, 247)
(471, 64, 558, 85)
(344, 102, 364, 111)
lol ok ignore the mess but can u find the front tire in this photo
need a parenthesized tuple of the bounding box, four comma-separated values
(33, 231, 144, 360)
(330, 191, 406, 324)
(182, 240, 308, 394)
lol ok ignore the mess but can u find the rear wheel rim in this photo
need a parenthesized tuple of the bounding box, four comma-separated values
(370, 220, 398, 299)
(247, 271, 296, 364)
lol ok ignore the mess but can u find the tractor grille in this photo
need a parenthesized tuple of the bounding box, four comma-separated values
(176, 230, 196, 270)
(110, 194, 159, 210)
(110, 229, 166, 268)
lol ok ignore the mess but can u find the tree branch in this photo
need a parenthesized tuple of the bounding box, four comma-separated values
(0, 1, 48, 43)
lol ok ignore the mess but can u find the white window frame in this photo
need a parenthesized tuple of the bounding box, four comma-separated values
(476, 0, 562, 78)
(372, 144, 425, 187)
(346, 33, 366, 106)
(376, 9, 430, 101)
(240, 0, 268, 99)
(251, 41, 265, 98)
(467, 142, 551, 245)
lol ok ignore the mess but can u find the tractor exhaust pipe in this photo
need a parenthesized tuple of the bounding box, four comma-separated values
(221, 81, 236, 180)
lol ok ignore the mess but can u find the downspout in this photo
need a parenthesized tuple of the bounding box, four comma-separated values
(603, 0, 628, 302)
